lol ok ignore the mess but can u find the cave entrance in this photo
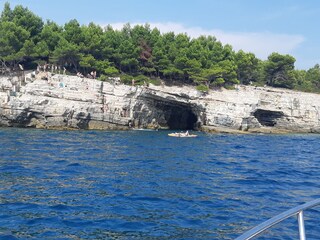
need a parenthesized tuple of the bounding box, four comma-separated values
(167, 106, 197, 130)
(156, 102, 198, 130)
(253, 109, 284, 126)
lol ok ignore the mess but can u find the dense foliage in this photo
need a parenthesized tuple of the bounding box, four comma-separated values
(1, 2, 320, 92)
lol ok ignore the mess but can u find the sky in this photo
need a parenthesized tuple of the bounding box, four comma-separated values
(1, 0, 320, 70)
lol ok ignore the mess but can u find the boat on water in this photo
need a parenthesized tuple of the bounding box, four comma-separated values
(168, 131, 197, 138)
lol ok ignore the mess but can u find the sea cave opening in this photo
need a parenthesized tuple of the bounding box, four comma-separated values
(253, 109, 284, 127)
(157, 103, 198, 130)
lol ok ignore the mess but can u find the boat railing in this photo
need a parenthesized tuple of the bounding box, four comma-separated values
(235, 198, 320, 240)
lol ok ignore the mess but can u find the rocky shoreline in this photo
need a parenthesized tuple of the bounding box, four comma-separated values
(1, 72, 320, 133)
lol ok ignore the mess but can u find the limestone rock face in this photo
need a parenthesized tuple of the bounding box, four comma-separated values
(1, 73, 320, 133)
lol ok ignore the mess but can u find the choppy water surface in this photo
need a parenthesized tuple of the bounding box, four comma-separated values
(1, 128, 320, 239)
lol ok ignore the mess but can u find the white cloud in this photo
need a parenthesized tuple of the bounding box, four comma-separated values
(103, 22, 305, 60)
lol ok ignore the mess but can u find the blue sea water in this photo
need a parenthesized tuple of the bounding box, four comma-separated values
(1, 128, 320, 239)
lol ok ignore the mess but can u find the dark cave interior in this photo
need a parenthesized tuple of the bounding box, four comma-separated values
(157, 102, 198, 130)
(253, 109, 284, 127)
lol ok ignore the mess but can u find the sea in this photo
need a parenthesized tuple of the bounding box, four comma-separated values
(1, 128, 320, 240)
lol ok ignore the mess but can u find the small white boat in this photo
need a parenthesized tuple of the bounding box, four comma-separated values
(168, 132, 197, 138)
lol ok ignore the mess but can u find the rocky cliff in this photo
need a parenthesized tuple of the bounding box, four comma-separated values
(1, 72, 320, 133)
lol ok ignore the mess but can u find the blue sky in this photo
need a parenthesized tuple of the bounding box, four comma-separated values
(1, 0, 320, 69)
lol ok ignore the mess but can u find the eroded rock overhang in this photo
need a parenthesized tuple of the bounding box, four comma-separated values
(133, 88, 205, 130)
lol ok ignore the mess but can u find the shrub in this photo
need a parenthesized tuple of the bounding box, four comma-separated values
(196, 84, 209, 92)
